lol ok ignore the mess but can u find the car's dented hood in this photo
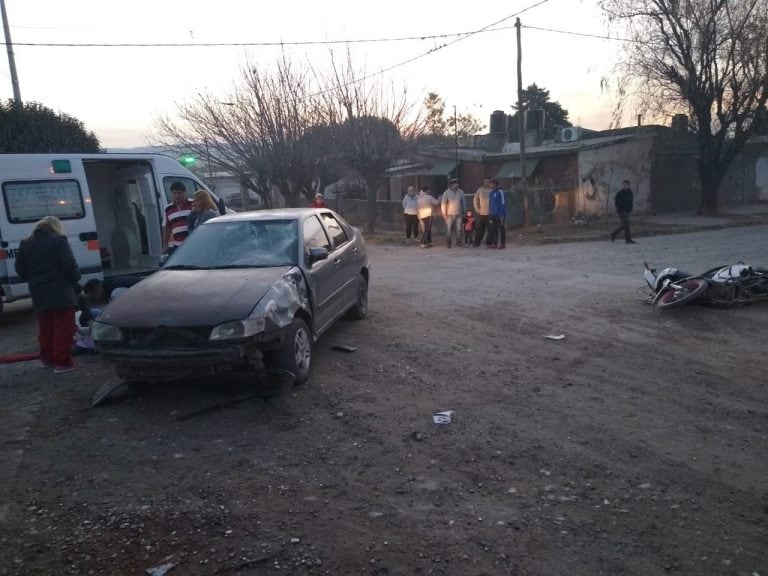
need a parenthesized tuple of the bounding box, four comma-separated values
(98, 267, 293, 328)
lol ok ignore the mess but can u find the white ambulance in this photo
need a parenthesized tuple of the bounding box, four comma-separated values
(0, 153, 221, 314)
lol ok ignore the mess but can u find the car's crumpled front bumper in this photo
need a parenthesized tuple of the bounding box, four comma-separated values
(98, 325, 288, 382)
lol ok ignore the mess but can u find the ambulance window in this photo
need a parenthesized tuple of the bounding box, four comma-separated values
(2, 180, 85, 223)
(162, 177, 200, 204)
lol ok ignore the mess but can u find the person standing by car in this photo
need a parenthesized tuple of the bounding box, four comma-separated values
(441, 178, 466, 248)
(487, 178, 507, 249)
(309, 193, 327, 208)
(417, 185, 439, 248)
(189, 190, 220, 232)
(402, 186, 420, 242)
(473, 177, 492, 246)
(610, 180, 636, 243)
(14, 216, 81, 373)
(163, 181, 193, 255)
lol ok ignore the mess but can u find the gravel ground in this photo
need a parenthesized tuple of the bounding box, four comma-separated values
(1, 224, 767, 576)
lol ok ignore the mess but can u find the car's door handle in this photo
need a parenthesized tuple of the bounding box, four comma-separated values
(333, 258, 342, 267)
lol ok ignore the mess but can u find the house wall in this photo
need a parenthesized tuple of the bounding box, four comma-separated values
(460, 162, 490, 195)
(388, 176, 412, 201)
(576, 137, 653, 216)
(756, 156, 768, 202)
(720, 143, 768, 205)
(531, 155, 578, 223)
(649, 130, 700, 212)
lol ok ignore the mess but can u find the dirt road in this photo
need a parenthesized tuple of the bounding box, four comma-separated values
(1, 226, 767, 576)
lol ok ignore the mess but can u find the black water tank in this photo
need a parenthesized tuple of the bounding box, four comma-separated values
(490, 110, 507, 134)
(525, 108, 545, 131)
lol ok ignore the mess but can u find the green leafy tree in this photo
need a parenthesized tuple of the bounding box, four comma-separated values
(424, 92, 447, 137)
(0, 100, 101, 153)
(508, 84, 571, 141)
(600, 0, 768, 214)
(418, 93, 485, 144)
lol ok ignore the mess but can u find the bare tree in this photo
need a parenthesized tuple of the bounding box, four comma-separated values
(154, 55, 323, 207)
(155, 51, 426, 225)
(312, 50, 428, 233)
(600, 0, 768, 214)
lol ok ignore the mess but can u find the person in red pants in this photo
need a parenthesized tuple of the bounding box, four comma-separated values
(15, 216, 81, 374)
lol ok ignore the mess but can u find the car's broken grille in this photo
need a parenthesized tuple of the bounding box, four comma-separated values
(124, 326, 212, 348)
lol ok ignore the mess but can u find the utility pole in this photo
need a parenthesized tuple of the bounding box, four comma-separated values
(515, 18, 530, 229)
(453, 105, 459, 179)
(0, 0, 21, 103)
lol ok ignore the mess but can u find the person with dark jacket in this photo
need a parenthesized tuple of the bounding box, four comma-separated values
(610, 180, 636, 243)
(487, 179, 507, 249)
(15, 216, 81, 373)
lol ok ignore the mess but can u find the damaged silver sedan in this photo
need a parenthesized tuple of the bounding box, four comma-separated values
(91, 208, 370, 384)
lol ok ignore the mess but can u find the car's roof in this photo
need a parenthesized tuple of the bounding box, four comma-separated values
(210, 208, 333, 223)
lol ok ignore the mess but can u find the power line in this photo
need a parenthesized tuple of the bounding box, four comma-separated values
(523, 24, 647, 44)
(10, 1, 553, 49)
(9, 35, 477, 48)
(307, 0, 553, 98)
(8, 23, 645, 50)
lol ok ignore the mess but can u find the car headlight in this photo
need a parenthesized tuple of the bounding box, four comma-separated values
(91, 321, 124, 342)
(209, 318, 266, 341)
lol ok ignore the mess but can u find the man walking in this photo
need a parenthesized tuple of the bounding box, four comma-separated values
(610, 180, 636, 244)
(473, 177, 492, 247)
(441, 178, 466, 248)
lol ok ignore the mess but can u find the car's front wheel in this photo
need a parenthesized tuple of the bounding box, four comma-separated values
(267, 318, 313, 384)
(346, 276, 368, 319)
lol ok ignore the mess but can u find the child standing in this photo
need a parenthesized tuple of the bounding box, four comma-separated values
(463, 209, 476, 247)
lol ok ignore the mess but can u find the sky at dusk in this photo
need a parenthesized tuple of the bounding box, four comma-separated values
(0, 0, 624, 148)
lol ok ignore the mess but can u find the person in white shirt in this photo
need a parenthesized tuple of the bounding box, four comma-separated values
(441, 178, 466, 248)
(473, 177, 492, 246)
(417, 185, 439, 248)
(402, 186, 420, 242)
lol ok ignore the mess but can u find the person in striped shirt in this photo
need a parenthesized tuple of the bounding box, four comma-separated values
(163, 181, 193, 255)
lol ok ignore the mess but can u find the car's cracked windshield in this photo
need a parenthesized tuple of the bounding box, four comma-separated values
(165, 219, 298, 269)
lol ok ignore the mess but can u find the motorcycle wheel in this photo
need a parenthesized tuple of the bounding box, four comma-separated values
(656, 279, 708, 310)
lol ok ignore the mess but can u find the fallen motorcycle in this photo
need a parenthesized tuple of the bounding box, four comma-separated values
(643, 261, 768, 310)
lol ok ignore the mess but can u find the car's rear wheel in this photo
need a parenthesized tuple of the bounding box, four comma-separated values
(346, 276, 368, 319)
(267, 318, 312, 384)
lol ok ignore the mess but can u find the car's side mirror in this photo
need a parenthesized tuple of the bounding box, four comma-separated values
(159, 254, 169, 268)
(307, 247, 329, 264)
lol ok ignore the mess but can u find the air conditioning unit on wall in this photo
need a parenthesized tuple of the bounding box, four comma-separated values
(561, 127, 582, 142)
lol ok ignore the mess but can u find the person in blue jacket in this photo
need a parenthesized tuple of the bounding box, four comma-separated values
(487, 178, 507, 249)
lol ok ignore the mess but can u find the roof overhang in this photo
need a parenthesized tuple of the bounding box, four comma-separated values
(385, 161, 458, 178)
(426, 161, 458, 176)
(494, 158, 540, 179)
